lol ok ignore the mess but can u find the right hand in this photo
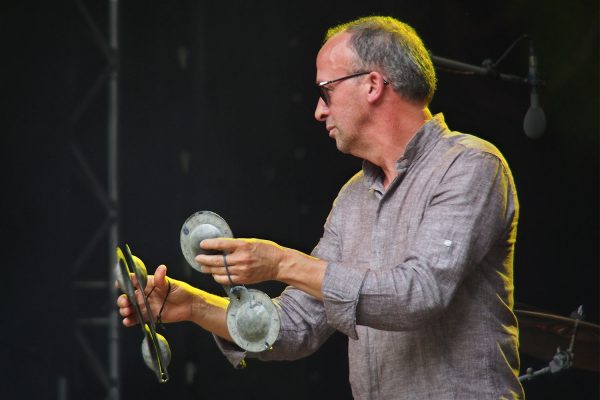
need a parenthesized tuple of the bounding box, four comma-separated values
(117, 264, 232, 341)
(117, 264, 199, 327)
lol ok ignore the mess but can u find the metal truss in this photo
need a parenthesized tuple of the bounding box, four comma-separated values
(68, 0, 120, 398)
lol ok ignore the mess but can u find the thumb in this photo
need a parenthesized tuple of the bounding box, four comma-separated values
(153, 265, 168, 291)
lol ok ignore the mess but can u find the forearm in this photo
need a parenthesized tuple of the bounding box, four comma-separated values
(277, 248, 327, 300)
(188, 288, 233, 342)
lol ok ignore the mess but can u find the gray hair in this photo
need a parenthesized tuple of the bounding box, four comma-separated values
(325, 16, 437, 105)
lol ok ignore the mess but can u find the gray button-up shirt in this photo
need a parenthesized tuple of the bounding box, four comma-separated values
(216, 114, 523, 399)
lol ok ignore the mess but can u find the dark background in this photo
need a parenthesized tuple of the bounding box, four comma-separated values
(2, 0, 598, 399)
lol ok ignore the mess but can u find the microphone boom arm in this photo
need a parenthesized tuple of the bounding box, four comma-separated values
(430, 54, 529, 85)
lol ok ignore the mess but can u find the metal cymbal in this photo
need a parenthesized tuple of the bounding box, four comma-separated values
(179, 211, 281, 353)
(516, 309, 599, 372)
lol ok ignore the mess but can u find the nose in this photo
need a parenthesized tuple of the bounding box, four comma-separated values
(314, 97, 329, 122)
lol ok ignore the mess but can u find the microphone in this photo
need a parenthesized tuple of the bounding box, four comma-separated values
(523, 38, 546, 139)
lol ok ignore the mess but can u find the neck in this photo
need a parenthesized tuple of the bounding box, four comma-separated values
(370, 105, 432, 189)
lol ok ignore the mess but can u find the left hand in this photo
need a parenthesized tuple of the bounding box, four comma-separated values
(117, 265, 203, 326)
(195, 238, 285, 285)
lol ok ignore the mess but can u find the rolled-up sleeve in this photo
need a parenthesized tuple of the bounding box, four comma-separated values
(214, 285, 336, 367)
(321, 262, 367, 339)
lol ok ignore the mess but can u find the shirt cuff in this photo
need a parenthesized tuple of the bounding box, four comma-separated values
(321, 262, 367, 340)
(212, 334, 247, 369)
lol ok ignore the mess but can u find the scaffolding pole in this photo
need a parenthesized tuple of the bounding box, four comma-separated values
(107, 0, 120, 398)
(69, 0, 120, 398)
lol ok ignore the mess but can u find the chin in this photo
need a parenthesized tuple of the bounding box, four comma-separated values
(335, 141, 348, 154)
(334, 137, 353, 154)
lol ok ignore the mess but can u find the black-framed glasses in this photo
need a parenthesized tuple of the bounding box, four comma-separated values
(317, 71, 369, 105)
(317, 71, 389, 105)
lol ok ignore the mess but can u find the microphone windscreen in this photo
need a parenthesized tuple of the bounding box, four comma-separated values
(524, 106, 546, 139)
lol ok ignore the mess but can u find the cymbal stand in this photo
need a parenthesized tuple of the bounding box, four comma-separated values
(518, 305, 584, 382)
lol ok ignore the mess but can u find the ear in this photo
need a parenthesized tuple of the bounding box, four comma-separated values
(365, 71, 387, 104)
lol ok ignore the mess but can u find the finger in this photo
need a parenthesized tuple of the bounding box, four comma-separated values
(118, 297, 140, 326)
(133, 288, 148, 307)
(213, 273, 238, 285)
(195, 253, 229, 268)
(122, 315, 140, 327)
(200, 238, 244, 253)
(153, 264, 168, 291)
(117, 294, 131, 307)
(119, 304, 135, 318)
(202, 266, 231, 276)
(129, 271, 149, 291)
(129, 272, 139, 288)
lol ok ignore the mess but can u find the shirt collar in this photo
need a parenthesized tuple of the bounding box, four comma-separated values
(362, 113, 448, 190)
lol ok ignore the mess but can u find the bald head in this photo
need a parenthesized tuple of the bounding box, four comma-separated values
(316, 33, 356, 79)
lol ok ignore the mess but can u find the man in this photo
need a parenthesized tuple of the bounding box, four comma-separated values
(118, 16, 523, 399)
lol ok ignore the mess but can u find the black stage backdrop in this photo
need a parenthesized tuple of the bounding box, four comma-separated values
(3, 0, 598, 399)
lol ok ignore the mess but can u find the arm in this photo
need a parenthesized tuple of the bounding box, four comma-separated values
(198, 151, 517, 337)
(195, 173, 348, 296)
(117, 264, 233, 342)
(196, 239, 328, 300)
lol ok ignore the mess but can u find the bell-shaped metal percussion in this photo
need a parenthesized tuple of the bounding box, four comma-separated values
(180, 211, 280, 352)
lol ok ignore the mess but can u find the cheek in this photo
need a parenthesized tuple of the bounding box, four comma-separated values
(336, 105, 361, 129)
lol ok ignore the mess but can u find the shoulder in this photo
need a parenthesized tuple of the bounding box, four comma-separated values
(333, 170, 366, 204)
(423, 114, 508, 166)
(437, 130, 512, 173)
(444, 131, 502, 156)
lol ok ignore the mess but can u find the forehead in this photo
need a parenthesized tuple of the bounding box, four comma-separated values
(316, 32, 355, 79)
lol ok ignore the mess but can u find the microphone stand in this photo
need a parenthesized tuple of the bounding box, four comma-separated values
(430, 54, 528, 86)
(430, 34, 547, 138)
(518, 348, 573, 383)
(518, 305, 584, 383)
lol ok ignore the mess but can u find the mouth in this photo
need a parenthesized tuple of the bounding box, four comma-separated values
(326, 126, 335, 136)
